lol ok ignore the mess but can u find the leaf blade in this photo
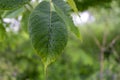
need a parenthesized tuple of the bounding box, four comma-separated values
(28, 1, 68, 66)
(0, 24, 6, 42)
(53, 0, 81, 39)
(67, 0, 78, 13)
(0, 0, 30, 10)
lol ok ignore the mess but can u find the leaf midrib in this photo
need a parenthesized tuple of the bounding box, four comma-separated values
(48, 0, 52, 54)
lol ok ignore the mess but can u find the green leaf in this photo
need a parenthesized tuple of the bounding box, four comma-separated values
(67, 0, 78, 13)
(3, 8, 24, 18)
(28, 1, 68, 66)
(52, 0, 71, 14)
(53, 0, 81, 39)
(0, 0, 30, 10)
(0, 10, 4, 16)
(0, 24, 6, 42)
(21, 10, 31, 32)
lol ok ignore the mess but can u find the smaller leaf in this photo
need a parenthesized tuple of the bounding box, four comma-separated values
(0, 0, 30, 10)
(21, 10, 31, 32)
(0, 10, 4, 16)
(3, 8, 24, 18)
(0, 24, 6, 42)
(67, 0, 78, 13)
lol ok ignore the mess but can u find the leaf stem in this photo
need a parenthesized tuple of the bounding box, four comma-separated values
(44, 64, 48, 80)
(27, 3, 33, 9)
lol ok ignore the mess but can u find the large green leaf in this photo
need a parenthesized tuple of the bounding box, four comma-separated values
(28, 1, 68, 66)
(0, 0, 30, 10)
(53, 0, 81, 39)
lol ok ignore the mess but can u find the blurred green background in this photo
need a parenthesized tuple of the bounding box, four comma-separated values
(0, 0, 120, 80)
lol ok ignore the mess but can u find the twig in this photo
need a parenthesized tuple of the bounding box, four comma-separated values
(107, 35, 120, 48)
(24, 5, 31, 12)
(86, 26, 101, 49)
(107, 35, 120, 58)
(27, 3, 33, 9)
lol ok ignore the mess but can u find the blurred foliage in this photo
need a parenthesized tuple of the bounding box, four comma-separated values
(0, 0, 120, 80)
(74, 0, 112, 11)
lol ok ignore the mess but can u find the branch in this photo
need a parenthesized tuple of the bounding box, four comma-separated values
(107, 35, 120, 48)
(100, 22, 109, 80)
(86, 26, 101, 49)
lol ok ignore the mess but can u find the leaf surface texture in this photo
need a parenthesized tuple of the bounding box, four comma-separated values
(28, 1, 68, 66)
